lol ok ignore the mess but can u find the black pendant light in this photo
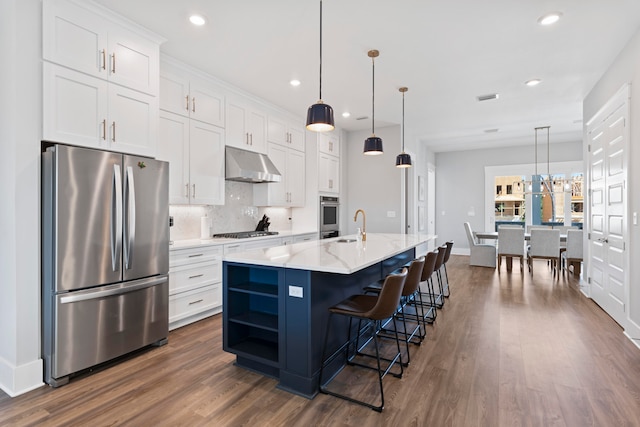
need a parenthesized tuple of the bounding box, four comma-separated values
(396, 87, 412, 168)
(363, 49, 383, 155)
(306, 0, 335, 132)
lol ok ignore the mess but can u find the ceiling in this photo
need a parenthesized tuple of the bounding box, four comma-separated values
(94, 0, 640, 152)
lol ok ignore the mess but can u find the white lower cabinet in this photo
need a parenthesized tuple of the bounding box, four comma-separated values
(169, 244, 223, 330)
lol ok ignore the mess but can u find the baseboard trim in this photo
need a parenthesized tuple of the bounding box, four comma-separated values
(0, 356, 44, 397)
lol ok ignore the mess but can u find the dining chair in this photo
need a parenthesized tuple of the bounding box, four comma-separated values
(527, 229, 561, 275)
(562, 229, 583, 275)
(463, 222, 496, 268)
(497, 226, 525, 273)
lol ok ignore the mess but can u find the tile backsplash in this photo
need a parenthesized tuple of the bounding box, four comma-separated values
(169, 181, 292, 241)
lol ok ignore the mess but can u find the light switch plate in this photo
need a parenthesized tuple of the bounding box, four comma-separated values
(288, 285, 303, 298)
(387, 211, 396, 218)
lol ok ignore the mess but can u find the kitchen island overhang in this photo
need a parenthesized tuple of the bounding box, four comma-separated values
(222, 233, 436, 398)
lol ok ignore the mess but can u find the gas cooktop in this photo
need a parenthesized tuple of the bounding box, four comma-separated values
(212, 231, 279, 239)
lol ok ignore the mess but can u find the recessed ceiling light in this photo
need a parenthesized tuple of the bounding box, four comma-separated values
(477, 93, 499, 102)
(525, 79, 542, 87)
(537, 12, 562, 26)
(189, 15, 206, 26)
(342, 112, 351, 118)
(290, 79, 301, 87)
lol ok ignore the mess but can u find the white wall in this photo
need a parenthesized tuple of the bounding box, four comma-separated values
(0, 0, 44, 397)
(435, 141, 583, 252)
(344, 125, 404, 235)
(584, 27, 640, 340)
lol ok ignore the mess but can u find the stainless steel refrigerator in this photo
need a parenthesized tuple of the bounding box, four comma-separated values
(42, 144, 170, 387)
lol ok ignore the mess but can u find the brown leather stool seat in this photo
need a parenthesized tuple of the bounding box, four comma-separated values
(318, 269, 408, 412)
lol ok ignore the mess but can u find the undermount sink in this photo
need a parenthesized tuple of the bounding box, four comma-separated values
(337, 238, 357, 243)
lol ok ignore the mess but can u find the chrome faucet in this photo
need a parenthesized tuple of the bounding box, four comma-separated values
(354, 209, 366, 241)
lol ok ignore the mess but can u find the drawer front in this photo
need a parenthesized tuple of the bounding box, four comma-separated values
(169, 284, 221, 323)
(169, 261, 220, 295)
(170, 245, 223, 268)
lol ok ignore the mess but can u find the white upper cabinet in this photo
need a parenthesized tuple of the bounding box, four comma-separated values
(42, 0, 161, 157)
(43, 0, 159, 96)
(157, 111, 225, 206)
(267, 115, 305, 152)
(225, 97, 267, 153)
(318, 133, 340, 156)
(254, 143, 305, 207)
(160, 71, 225, 128)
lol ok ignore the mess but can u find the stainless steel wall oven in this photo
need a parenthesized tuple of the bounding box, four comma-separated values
(320, 196, 339, 239)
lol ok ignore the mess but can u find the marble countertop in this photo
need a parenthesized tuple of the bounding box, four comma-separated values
(223, 233, 436, 274)
(170, 230, 318, 250)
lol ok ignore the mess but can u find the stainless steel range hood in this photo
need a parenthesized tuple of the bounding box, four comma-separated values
(225, 146, 282, 183)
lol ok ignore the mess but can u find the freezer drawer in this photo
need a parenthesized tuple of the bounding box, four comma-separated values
(45, 276, 168, 385)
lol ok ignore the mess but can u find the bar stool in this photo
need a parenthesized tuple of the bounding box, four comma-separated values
(318, 269, 408, 412)
(363, 257, 426, 366)
(415, 251, 438, 323)
(432, 245, 447, 309)
(441, 241, 454, 297)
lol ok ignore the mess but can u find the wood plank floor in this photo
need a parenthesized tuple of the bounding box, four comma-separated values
(3, 255, 640, 426)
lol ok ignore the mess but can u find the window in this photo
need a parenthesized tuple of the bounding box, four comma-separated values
(496, 185, 502, 195)
(506, 184, 512, 195)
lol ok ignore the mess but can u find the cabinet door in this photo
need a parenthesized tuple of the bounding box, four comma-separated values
(287, 149, 306, 206)
(108, 26, 159, 96)
(158, 112, 190, 204)
(319, 133, 339, 156)
(108, 84, 158, 157)
(225, 99, 250, 150)
(319, 153, 339, 193)
(287, 125, 305, 152)
(43, 63, 108, 148)
(189, 80, 225, 127)
(248, 109, 267, 153)
(267, 143, 288, 205)
(189, 121, 225, 205)
(267, 116, 287, 146)
(43, 0, 108, 79)
(160, 72, 190, 117)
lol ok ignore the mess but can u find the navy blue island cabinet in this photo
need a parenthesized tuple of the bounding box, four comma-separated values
(222, 245, 415, 398)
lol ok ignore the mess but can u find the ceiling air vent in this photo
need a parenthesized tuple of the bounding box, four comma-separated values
(484, 128, 499, 133)
(355, 116, 369, 121)
(477, 93, 499, 102)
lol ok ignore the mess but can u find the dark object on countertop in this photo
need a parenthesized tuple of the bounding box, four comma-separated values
(212, 231, 278, 239)
(255, 214, 271, 231)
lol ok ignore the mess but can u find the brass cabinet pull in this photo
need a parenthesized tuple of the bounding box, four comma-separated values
(185, 183, 190, 198)
(188, 253, 204, 258)
(101, 49, 106, 70)
(186, 95, 189, 111)
(111, 53, 116, 73)
(192, 184, 196, 198)
(188, 274, 204, 279)
(101, 119, 106, 140)
(329, 141, 333, 152)
(111, 122, 116, 142)
(188, 299, 204, 305)
(250, 133, 253, 145)
(329, 179, 333, 189)
(192, 97, 195, 113)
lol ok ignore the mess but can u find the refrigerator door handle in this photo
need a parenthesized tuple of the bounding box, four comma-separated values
(111, 164, 123, 272)
(59, 276, 168, 304)
(124, 166, 136, 270)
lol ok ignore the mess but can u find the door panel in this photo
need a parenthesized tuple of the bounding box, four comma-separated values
(122, 155, 169, 281)
(52, 145, 122, 291)
(587, 86, 628, 326)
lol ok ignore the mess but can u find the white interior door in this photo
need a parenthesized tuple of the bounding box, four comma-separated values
(427, 166, 436, 250)
(587, 85, 629, 327)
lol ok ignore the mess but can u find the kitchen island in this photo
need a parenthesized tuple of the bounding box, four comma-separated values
(222, 233, 436, 398)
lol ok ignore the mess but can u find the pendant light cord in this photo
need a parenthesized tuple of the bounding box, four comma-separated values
(371, 56, 375, 135)
(319, 0, 323, 101)
(402, 91, 405, 151)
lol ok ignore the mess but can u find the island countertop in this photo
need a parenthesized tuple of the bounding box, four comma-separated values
(223, 233, 436, 274)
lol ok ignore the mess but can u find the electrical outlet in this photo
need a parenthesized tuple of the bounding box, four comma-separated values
(288, 285, 303, 298)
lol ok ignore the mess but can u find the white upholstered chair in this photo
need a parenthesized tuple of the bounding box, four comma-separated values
(497, 226, 525, 273)
(527, 229, 561, 275)
(561, 229, 583, 275)
(463, 222, 496, 268)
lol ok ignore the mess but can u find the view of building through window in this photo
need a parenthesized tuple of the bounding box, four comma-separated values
(494, 173, 583, 229)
